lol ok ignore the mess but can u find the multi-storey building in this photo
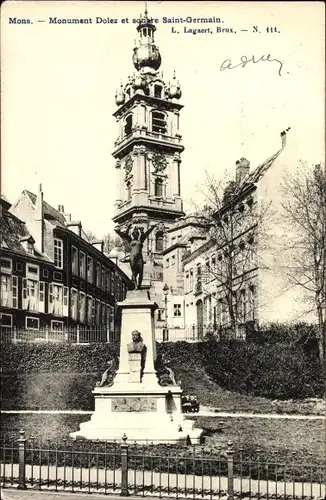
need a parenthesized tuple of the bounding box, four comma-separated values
(2, 188, 132, 339)
(162, 130, 296, 340)
(111, 9, 185, 299)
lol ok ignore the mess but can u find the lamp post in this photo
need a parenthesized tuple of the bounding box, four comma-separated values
(163, 283, 169, 342)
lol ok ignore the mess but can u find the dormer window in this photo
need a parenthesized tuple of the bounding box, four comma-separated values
(154, 85, 162, 98)
(27, 242, 34, 254)
(152, 111, 167, 134)
(124, 114, 133, 136)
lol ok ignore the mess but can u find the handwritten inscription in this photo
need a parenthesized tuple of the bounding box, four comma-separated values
(220, 54, 283, 76)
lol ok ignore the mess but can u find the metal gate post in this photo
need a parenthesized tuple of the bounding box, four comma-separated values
(17, 429, 27, 490)
(227, 440, 234, 500)
(120, 434, 129, 496)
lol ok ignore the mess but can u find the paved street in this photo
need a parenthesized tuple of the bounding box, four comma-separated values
(1, 463, 325, 499)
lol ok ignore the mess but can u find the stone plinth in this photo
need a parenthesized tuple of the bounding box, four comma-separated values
(70, 287, 203, 444)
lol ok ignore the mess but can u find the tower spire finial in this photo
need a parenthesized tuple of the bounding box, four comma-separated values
(144, 1, 148, 17)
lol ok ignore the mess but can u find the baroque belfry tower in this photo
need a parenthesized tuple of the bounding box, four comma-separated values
(112, 8, 185, 288)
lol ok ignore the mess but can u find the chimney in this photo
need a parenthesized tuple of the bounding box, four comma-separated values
(281, 127, 291, 148)
(235, 158, 250, 183)
(91, 240, 104, 253)
(34, 183, 44, 252)
(57, 205, 65, 213)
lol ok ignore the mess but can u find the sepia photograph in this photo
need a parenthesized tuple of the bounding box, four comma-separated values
(0, 1, 325, 499)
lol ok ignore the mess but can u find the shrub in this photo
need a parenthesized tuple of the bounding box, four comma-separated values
(200, 339, 324, 399)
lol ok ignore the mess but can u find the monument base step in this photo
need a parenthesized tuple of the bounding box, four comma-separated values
(70, 419, 203, 444)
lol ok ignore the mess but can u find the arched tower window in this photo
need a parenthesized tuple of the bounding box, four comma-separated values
(154, 85, 162, 98)
(152, 111, 167, 134)
(155, 231, 164, 252)
(124, 114, 133, 136)
(126, 181, 132, 201)
(154, 177, 163, 197)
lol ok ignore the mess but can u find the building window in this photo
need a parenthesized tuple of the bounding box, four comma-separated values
(152, 111, 167, 134)
(124, 114, 133, 136)
(71, 289, 79, 321)
(72, 246, 78, 275)
(189, 269, 194, 291)
(155, 231, 164, 252)
(154, 178, 163, 197)
(26, 264, 39, 280)
(1, 258, 12, 274)
(87, 296, 93, 324)
(16, 263, 23, 272)
(87, 256, 93, 283)
(166, 258, 169, 268)
(23, 279, 39, 312)
(171, 255, 175, 266)
(25, 316, 39, 330)
(27, 242, 34, 254)
(157, 309, 164, 321)
(79, 251, 86, 279)
(50, 284, 63, 316)
(96, 263, 101, 288)
(53, 272, 62, 282)
(54, 239, 63, 269)
(111, 271, 115, 295)
(126, 181, 132, 201)
(101, 266, 106, 291)
(96, 300, 101, 325)
(51, 320, 63, 332)
(154, 84, 162, 98)
(42, 269, 49, 278)
(79, 292, 86, 323)
(1, 275, 18, 308)
(1, 313, 12, 328)
(173, 304, 182, 317)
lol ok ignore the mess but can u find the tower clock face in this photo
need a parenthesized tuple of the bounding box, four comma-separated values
(152, 152, 167, 172)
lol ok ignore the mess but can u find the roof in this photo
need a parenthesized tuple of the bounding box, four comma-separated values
(168, 213, 208, 232)
(0, 208, 51, 261)
(25, 190, 66, 226)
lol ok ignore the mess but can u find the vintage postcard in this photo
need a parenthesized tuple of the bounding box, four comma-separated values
(1, 0, 325, 497)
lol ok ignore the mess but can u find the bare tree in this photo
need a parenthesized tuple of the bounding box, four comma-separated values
(84, 230, 97, 243)
(194, 170, 272, 336)
(103, 232, 128, 255)
(280, 162, 326, 359)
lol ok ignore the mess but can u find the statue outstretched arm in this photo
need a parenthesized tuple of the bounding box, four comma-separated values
(115, 223, 132, 242)
(141, 224, 157, 242)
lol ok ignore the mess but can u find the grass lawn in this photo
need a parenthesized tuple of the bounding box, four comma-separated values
(174, 364, 325, 416)
(192, 416, 325, 463)
(1, 413, 325, 464)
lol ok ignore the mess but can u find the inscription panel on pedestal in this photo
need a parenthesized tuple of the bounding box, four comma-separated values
(111, 397, 157, 412)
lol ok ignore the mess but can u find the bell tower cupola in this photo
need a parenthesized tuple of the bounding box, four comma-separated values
(112, 4, 185, 286)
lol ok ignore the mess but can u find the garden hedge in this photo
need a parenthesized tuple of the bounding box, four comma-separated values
(1, 338, 324, 410)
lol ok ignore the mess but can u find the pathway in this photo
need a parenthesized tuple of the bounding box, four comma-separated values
(2, 409, 325, 421)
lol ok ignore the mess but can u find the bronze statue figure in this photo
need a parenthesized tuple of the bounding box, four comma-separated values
(115, 223, 157, 289)
(97, 356, 119, 387)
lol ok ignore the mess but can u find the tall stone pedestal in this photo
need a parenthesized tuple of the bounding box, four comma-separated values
(70, 287, 203, 444)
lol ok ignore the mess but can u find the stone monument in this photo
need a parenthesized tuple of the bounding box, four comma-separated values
(70, 285, 203, 444)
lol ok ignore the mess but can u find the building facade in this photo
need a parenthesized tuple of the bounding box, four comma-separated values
(112, 9, 185, 297)
(2, 188, 132, 340)
(162, 131, 295, 340)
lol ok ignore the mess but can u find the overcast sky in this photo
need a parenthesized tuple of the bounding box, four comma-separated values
(1, 1, 324, 238)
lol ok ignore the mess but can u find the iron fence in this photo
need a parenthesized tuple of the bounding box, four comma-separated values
(0, 326, 120, 344)
(155, 325, 247, 343)
(1, 430, 325, 499)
